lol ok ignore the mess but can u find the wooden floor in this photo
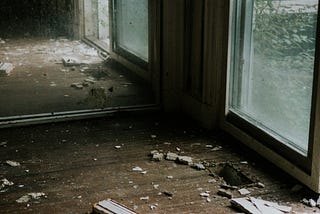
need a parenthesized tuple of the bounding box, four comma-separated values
(0, 113, 319, 213)
(0, 38, 154, 117)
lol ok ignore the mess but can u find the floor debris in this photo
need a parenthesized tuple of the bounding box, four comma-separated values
(0, 178, 14, 192)
(0, 62, 14, 76)
(62, 57, 81, 66)
(115, 145, 121, 149)
(149, 204, 158, 210)
(16, 192, 46, 203)
(165, 152, 179, 161)
(238, 188, 251, 195)
(93, 200, 137, 214)
(140, 196, 149, 201)
(200, 192, 210, 197)
(257, 182, 265, 188)
(177, 156, 193, 165)
(217, 189, 233, 199)
(0, 141, 7, 147)
(132, 167, 143, 172)
(71, 82, 84, 89)
(192, 163, 206, 170)
(211, 146, 223, 151)
(231, 197, 292, 214)
(6, 160, 21, 167)
(152, 152, 164, 161)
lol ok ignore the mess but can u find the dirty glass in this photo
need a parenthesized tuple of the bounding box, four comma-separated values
(115, 0, 149, 61)
(84, 0, 109, 46)
(229, 0, 318, 153)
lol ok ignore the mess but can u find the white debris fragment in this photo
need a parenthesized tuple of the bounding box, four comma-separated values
(153, 184, 159, 189)
(150, 204, 157, 210)
(140, 196, 149, 201)
(0, 62, 14, 76)
(6, 160, 21, 167)
(166, 152, 179, 161)
(62, 57, 81, 66)
(310, 199, 317, 207)
(193, 163, 206, 170)
(232, 197, 292, 214)
(177, 156, 193, 165)
(0, 38, 5, 44)
(140, 171, 147, 174)
(150, 135, 157, 139)
(206, 145, 213, 148)
(150, 150, 159, 155)
(167, 176, 173, 179)
(50, 82, 56, 87)
(84, 78, 97, 84)
(0, 141, 7, 147)
(115, 145, 121, 149)
(257, 182, 265, 188)
(200, 192, 210, 197)
(152, 153, 164, 161)
(1, 178, 14, 190)
(16, 195, 31, 203)
(240, 161, 248, 164)
(317, 196, 320, 207)
(208, 179, 217, 183)
(238, 188, 251, 195)
(71, 82, 84, 89)
(206, 198, 212, 203)
(176, 147, 181, 152)
(211, 146, 223, 151)
(16, 192, 46, 203)
(132, 167, 143, 172)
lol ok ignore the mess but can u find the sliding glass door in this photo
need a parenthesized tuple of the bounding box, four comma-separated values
(111, 0, 149, 68)
(228, 0, 318, 163)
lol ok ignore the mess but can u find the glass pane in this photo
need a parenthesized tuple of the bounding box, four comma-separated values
(230, 0, 318, 153)
(115, 0, 149, 61)
(84, 0, 99, 38)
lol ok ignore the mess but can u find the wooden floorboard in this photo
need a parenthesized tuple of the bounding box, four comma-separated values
(0, 114, 319, 213)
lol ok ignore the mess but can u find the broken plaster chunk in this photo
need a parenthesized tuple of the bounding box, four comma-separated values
(0, 141, 7, 147)
(200, 192, 210, 197)
(16, 192, 46, 203)
(6, 160, 20, 167)
(309, 199, 317, 207)
(0, 62, 14, 76)
(150, 150, 159, 155)
(238, 188, 251, 195)
(152, 153, 164, 161)
(132, 167, 143, 172)
(1, 178, 14, 189)
(317, 196, 320, 207)
(211, 146, 223, 151)
(71, 82, 83, 89)
(166, 152, 179, 161)
(167, 175, 173, 179)
(302, 198, 309, 206)
(257, 182, 265, 188)
(217, 189, 233, 199)
(115, 145, 121, 149)
(177, 156, 193, 165)
(62, 57, 81, 66)
(140, 196, 149, 201)
(192, 163, 206, 170)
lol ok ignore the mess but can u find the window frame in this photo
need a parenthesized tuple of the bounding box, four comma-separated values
(221, 0, 320, 192)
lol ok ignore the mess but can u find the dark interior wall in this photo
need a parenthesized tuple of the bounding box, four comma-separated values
(0, 0, 73, 38)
